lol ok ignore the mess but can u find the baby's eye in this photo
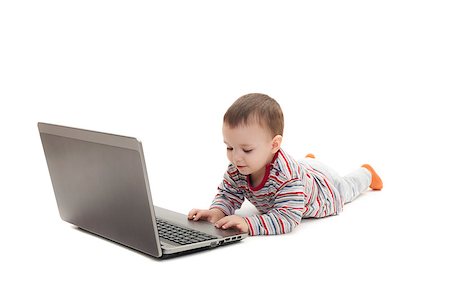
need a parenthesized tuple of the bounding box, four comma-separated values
(226, 147, 233, 151)
(243, 149, 253, 153)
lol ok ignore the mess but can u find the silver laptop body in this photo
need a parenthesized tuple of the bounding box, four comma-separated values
(38, 123, 246, 258)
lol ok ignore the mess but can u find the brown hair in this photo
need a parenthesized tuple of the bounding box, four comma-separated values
(223, 93, 284, 137)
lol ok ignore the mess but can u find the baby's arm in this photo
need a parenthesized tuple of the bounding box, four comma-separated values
(245, 179, 305, 235)
(188, 167, 244, 223)
(208, 168, 245, 216)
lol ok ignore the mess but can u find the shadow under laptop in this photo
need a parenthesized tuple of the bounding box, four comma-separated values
(71, 226, 244, 261)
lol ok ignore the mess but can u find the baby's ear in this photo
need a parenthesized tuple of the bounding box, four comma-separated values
(271, 135, 283, 153)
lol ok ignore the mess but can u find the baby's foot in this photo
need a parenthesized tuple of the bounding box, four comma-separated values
(361, 164, 383, 190)
(305, 153, 315, 158)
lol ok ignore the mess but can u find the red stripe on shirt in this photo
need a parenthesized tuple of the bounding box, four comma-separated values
(278, 217, 285, 234)
(245, 218, 255, 235)
(279, 150, 292, 176)
(259, 215, 268, 234)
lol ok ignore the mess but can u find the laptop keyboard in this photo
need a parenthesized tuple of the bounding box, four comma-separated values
(156, 218, 217, 245)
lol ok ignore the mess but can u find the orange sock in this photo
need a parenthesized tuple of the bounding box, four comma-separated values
(305, 153, 315, 159)
(361, 164, 383, 190)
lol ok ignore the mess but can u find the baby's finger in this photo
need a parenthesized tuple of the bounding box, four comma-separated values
(214, 217, 228, 228)
(222, 219, 237, 229)
(218, 217, 236, 229)
(194, 210, 208, 221)
(187, 209, 198, 219)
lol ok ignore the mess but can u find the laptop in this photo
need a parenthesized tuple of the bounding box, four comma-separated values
(38, 122, 247, 258)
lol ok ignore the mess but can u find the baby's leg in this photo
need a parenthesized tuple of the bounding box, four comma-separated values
(304, 157, 371, 204)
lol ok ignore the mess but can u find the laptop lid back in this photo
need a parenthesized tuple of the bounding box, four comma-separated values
(38, 123, 162, 257)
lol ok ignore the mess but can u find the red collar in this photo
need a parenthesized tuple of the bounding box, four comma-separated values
(247, 150, 279, 191)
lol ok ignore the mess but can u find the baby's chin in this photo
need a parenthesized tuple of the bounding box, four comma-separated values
(236, 165, 251, 175)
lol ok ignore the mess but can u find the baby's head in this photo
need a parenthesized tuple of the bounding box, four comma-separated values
(223, 93, 284, 138)
(222, 93, 284, 178)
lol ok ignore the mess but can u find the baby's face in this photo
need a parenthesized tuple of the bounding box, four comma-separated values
(223, 121, 276, 177)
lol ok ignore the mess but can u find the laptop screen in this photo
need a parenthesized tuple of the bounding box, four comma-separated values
(39, 123, 162, 257)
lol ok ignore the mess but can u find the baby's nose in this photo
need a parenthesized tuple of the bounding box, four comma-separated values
(232, 150, 243, 161)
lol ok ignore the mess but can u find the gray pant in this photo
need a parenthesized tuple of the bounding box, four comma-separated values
(304, 158, 371, 204)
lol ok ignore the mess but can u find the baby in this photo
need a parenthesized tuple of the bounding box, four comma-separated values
(188, 93, 382, 236)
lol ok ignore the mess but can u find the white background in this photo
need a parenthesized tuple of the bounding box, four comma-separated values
(1, 1, 449, 297)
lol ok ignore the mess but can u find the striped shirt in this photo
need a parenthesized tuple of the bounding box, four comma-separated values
(210, 149, 343, 236)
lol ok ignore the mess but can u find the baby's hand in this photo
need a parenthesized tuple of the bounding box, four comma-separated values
(188, 208, 225, 224)
(214, 215, 249, 234)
